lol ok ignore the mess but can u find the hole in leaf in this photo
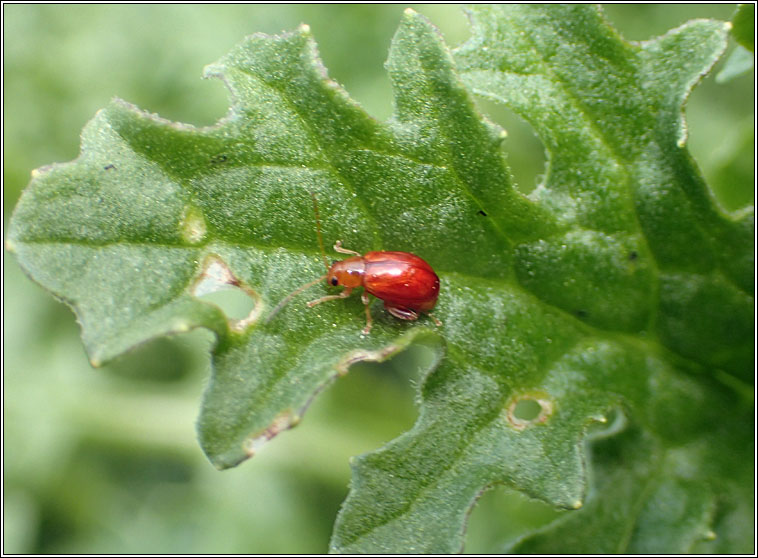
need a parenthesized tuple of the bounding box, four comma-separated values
(192, 255, 262, 331)
(472, 97, 547, 196)
(512, 398, 542, 421)
(506, 393, 554, 431)
(197, 288, 256, 321)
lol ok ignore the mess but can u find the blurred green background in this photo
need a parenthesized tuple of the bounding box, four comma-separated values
(3, 4, 753, 554)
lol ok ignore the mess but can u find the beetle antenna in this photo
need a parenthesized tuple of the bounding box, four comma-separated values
(265, 274, 328, 324)
(310, 192, 331, 273)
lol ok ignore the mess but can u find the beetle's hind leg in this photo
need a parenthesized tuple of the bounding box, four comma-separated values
(385, 305, 419, 321)
(386, 304, 442, 328)
(361, 292, 373, 334)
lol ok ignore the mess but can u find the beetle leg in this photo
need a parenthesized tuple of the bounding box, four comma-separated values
(333, 240, 362, 257)
(385, 305, 419, 321)
(428, 312, 442, 326)
(361, 292, 373, 334)
(307, 287, 354, 307)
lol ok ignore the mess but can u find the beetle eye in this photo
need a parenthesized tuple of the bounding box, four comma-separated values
(330, 277, 339, 286)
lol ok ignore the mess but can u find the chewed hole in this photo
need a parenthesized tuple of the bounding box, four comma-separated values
(512, 398, 542, 421)
(191, 255, 262, 331)
(506, 393, 554, 431)
(472, 97, 547, 196)
(197, 288, 256, 321)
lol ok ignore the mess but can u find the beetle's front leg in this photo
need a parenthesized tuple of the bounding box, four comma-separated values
(307, 287, 354, 307)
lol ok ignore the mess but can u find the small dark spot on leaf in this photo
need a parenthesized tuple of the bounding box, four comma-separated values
(628, 250, 638, 261)
(210, 154, 228, 164)
(104, 164, 115, 171)
(575, 309, 588, 318)
(477, 209, 488, 217)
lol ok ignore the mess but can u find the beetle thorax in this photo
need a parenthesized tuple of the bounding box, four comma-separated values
(328, 256, 365, 288)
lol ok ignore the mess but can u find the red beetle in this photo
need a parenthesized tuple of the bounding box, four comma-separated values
(309, 241, 440, 333)
(266, 197, 441, 334)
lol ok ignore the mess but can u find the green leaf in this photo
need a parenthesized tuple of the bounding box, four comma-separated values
(335, 5, 753, 553)
(716, 45, 754, 83)
(731, 4, 755, 52)
(7, 5, 753, 554)
(508, 423, 721, 553)
(716, 5, 755, 83)
(7, 10, 548, 470)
